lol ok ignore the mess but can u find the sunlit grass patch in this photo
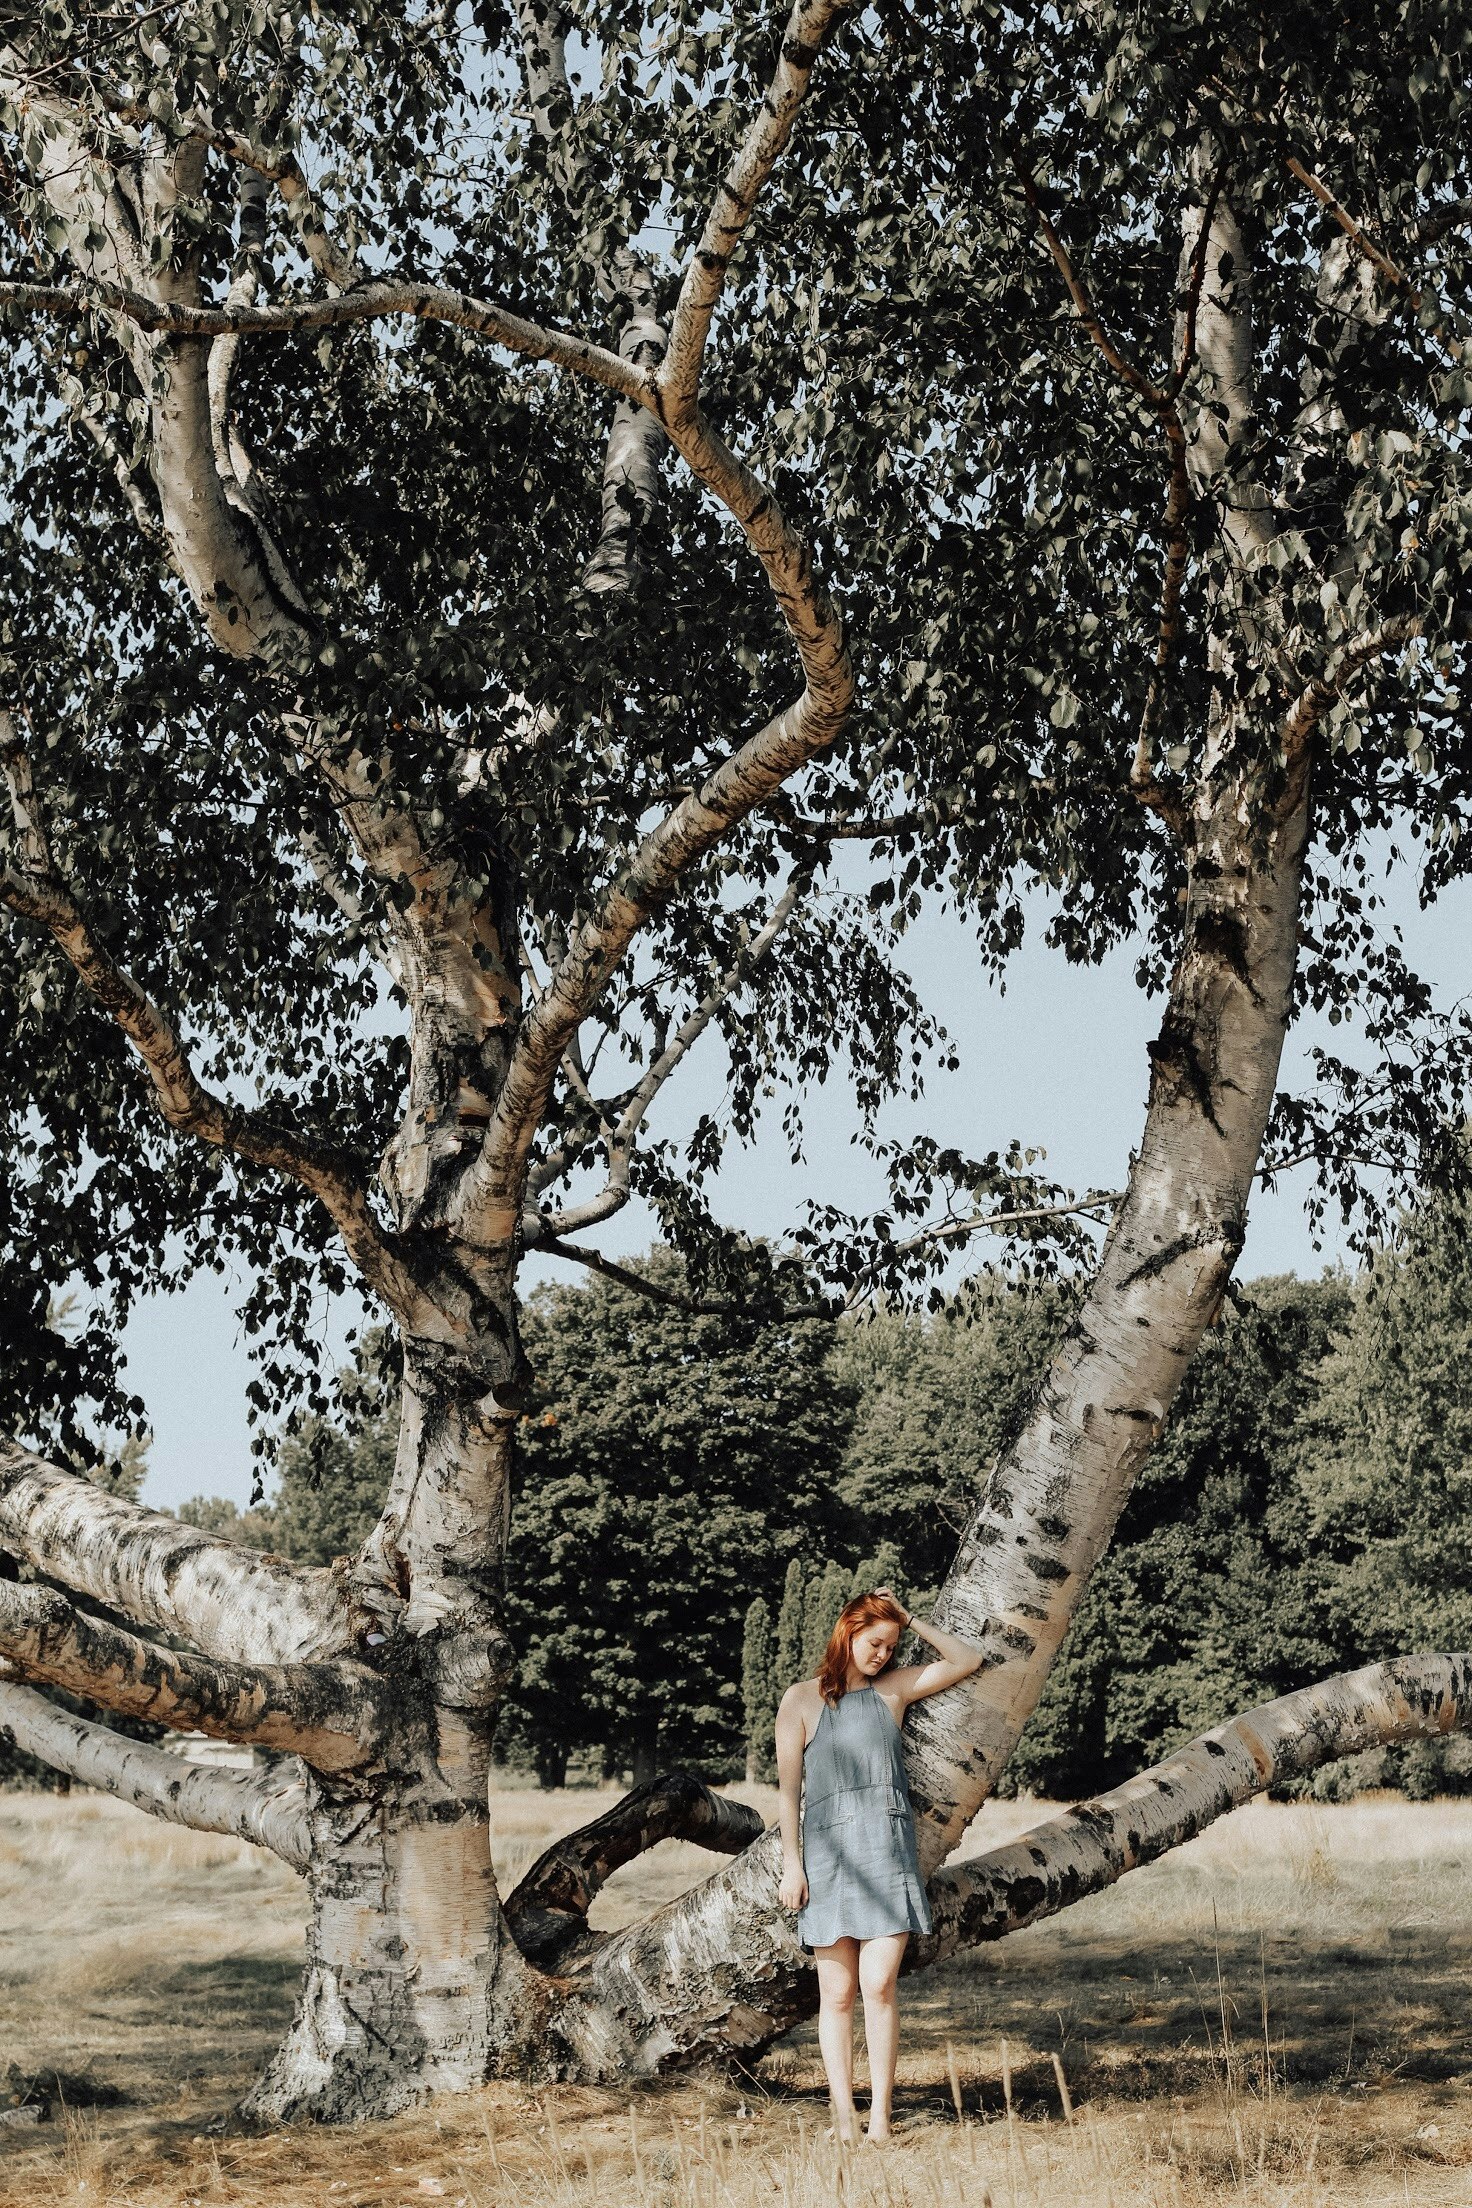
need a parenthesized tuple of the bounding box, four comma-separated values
(3, 1787, 1472, 2205)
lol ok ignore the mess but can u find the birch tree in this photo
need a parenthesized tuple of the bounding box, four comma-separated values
(2, 0, 1472, 2123)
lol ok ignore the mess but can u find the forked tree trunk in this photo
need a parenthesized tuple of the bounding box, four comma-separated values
(544, 739, 1313, 2077)
(4, 22, 1437, 2128)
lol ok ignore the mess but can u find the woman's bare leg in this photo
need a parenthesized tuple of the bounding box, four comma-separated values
(813, 1940, 860, 2143)
(858, 1933, 909, 2141)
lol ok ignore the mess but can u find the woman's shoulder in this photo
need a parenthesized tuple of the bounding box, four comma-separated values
(778, 1677, 825, 1736)
(779, 1676, 823, 1713)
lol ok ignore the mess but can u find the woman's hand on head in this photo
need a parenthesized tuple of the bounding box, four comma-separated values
(873, 1585, 911, 1627)
(779, 1861, 809, 1913)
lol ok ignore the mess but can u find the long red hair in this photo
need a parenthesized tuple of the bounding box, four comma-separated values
(817, 1591, 907, 1705)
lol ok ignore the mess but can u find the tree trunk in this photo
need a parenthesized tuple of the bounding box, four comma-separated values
(541, 746, 1312, 2075)
(535, 1741, 569, 1791)
(901, 765, 1312, 1863)
(246, 1771, 544, 2122)
(202, 1330, 543, 2121)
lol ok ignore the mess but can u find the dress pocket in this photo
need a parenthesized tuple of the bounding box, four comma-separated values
(804, 1797, 855, 1836)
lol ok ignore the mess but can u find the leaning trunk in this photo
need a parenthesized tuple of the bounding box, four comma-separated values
(903, 764, 1310, 1859)
(548, 745, 1312, 2073)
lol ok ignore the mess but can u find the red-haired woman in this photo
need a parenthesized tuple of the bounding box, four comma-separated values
(775, 1587, 982, 2145)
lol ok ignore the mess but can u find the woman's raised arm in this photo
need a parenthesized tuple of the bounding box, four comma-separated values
(877, 1588, 984, 1707)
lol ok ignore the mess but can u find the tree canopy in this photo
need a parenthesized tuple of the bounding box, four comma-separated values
(6, 0, 1472, 1474)
(5, 0, 1472, 2117)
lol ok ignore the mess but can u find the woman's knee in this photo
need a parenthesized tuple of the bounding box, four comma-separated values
(816, 1949, 859, 2013)
(858, 1938, 906, 2002)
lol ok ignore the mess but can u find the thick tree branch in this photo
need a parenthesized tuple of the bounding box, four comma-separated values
(0, 1677, 312, 1869)
(582, 251, 668, 594)
(916, 1654, 1472, 1967)
(0, 1581, 383, 1773)
(0, 718, 423, 1319)
(0, 64, 524, 1132)
(660, 0, 850, 409)
(469, 651, 849, 1222)
(0, 277, 643, 400)
(206, 164, 311, 634)
(209, 171, 269, 482)
(468, 199, 855, 1234)
(506, 1770, 765, 1968)
(552, 1652, 1469, 2077)
(0, 1441, 352, 1665)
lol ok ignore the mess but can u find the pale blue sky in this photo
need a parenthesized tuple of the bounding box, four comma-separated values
(121, 852, 1472, 1511)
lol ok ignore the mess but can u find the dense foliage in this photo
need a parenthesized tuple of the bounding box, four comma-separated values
(6, 0, 1472, 1472)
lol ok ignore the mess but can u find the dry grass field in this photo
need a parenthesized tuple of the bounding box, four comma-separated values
(4, 1781, 1472, 2207)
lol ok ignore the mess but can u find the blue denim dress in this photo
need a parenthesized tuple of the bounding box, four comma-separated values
(797, 1684, 933, 1949)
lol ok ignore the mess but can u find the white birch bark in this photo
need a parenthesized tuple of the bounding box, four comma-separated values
(0, 1442, 352, 1663)
(898, 757, 1307, 1863)
(5, 6, 1383, 2126)
(245, 1741, 546, 2122)
(0, 1581, 381, 1772)
(918, 1655, 1472, 1959)
(0, 1677, 311, 1868)
(547, 1656, 1472, 2076)
(543, 175, 1323, 2071)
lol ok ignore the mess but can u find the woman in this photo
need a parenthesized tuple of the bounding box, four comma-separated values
(775, 1586, 982, 2145)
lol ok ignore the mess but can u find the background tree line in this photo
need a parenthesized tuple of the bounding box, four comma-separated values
(194, 1182, 1472, 1801)
(9, 1193, 1471, 1802)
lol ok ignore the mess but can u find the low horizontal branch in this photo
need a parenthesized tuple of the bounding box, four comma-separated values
(0, 1678, 312, 1869)
(0, 1441, 351, 1665)
(506, 1770, 765, 1968)
(0, 1580, 382, 1774)
(915, 1652, 1472, 1969)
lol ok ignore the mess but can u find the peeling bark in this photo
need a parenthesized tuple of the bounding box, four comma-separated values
(0, 1677, 312, 1868)
(899, 763, 1308, 1863)
(0, 1580, 382, 1772)
(916, 1654, 1472, 1962)
(0, 1442, 352, 1664)
(549, 1655, 1472, 2075)
(247, 1712, 544, 2121)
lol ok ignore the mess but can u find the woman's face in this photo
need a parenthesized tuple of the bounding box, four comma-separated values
(851, 1620, 900, 1676)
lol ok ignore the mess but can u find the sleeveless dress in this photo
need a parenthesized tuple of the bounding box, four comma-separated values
(797, 1683, 933, 1949)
